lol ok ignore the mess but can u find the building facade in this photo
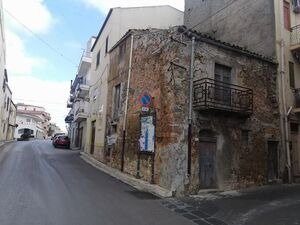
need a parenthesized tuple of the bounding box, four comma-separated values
(85, 5, 184, 162)
(66, 37, 95, 149)
(105, 28, 280, 195)
(0, 0, 16, 141)
(15, 104, 51, 139)
(184, 0, 300, 182)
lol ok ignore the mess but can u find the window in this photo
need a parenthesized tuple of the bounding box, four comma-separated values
(119, 43, 126, 63)
(105, 36, 109, 54)
(6, 98, 9, 111)
(26, 118, 31, 123)
(96, 50, 100, 68)
(289, 61, 295, 88)
(284, 1, 291, 30)
(113, 84, 121, 118)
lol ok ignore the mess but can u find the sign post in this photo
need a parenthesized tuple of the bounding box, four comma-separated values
(136, 92, 156, 183)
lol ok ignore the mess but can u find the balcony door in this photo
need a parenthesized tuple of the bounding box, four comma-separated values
(214, 64, 231, 105)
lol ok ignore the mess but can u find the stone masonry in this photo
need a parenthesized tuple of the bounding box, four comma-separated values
(105, 27, 281, 196)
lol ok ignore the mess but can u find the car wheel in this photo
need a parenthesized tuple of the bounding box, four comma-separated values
(66, 145, 70, 149)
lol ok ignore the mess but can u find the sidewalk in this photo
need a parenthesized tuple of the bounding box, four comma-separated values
(0, 139, 15, 148)
(161, 184, 300, 225)
(80, 152, 172, 198)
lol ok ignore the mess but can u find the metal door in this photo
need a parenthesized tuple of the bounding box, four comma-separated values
(90, 121, 96, 154)
(199, 140, 217, 188)
(267, 141, 278, 181)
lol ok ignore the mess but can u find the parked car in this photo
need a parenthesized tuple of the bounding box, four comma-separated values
(53, 135, 70, 149)
(51, 132, 66, 140)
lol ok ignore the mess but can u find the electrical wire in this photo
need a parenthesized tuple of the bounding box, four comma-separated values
(3, 8, 78, 67)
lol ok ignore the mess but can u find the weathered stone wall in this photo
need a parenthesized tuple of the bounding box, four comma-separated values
(107, 28, 280, 195)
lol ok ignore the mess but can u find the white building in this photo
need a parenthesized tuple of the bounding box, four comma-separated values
(14, 114, 44, 139)
(15, 104, 51, 138)
(84, 5, 183, 161)
(0, 0, 16, 141)
(66, 37, 95, 149)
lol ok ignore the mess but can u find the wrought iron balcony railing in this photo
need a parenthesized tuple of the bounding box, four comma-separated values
(193, 78, 253, 115)
(291, 25, 300, 48)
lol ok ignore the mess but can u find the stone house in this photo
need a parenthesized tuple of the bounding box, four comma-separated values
(85, 6, 183, 162)
(105, 27, 281, 195)
(184, 0, 300, 182)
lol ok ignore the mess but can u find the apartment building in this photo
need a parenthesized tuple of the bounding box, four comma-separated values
(184, 0, 300, 183)
(66, 37, 95, 149)
(86, 6, 183, 161)
(15, 104, 51, 139)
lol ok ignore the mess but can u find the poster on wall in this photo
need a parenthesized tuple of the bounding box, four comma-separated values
(139, 115, 155, 153)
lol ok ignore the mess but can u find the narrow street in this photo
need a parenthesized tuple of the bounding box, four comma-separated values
(0, 140, 193, 225)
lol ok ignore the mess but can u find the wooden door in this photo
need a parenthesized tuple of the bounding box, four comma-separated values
(90, 121, 96, 154)
(267, 141, 279, 181)
(292, 131, 300, 176)
(199, 140, 217, 188)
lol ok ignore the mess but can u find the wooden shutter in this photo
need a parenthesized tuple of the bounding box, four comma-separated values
(284, 1, 291, 30)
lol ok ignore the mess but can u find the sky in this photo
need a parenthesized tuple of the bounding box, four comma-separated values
(2, 0, 184, 131)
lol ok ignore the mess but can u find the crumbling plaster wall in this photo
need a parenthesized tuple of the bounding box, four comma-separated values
(107, 28, 281, 195)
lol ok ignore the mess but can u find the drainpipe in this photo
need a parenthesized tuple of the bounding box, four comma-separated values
(121, 34, 134, 172)
(280, 39, 292, 183)
(188, 36, 195, 177)
(279, 2, 292, 183)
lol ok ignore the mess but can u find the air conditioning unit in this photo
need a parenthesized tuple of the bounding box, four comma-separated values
(294, 0, 300, 13)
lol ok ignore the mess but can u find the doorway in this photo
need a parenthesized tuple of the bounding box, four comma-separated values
(199, 131, 217, 189)
(91, 121, 96, 155)
(267, 141, 279, 181)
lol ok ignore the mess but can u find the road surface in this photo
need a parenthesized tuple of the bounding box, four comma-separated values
(0, 140, 193, 225)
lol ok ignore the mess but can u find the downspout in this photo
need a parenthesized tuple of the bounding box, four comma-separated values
(121, 34, 134, 172)
(188, 36, 195, 177)
(280, 39, 292, 183)
(279, 2, 292, 183)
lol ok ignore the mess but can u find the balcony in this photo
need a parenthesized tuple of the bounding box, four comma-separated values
(74, 100, 89, 122)
(75, 84, 90, 100)
(65, 114, 73, 123)
(193, 78, 253, 116)
(67, 101, 73, 108)
(291, 25, 300, 60)
(294, 89, 300, 113)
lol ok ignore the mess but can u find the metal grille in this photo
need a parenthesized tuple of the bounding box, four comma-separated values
(193, 78, 253, 115)
(291, 25, 300, 47)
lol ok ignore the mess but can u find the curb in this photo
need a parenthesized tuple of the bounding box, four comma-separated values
(0, 139, 16, 148)
(80, 152, 172, 198)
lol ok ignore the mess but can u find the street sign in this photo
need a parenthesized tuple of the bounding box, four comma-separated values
(139, 93, 152, 107)
(141, 107, 149, 112)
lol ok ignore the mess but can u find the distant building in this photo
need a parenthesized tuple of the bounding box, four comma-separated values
(66, 37, 95, 149)
(15, 104, 51, 139)
(48, 123, 63, 137)
(14, 114, 44, 139)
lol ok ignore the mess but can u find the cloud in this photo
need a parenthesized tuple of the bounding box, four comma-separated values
(81, 0, 184, 13)
(10, 76, 70, 132)
(5, 30, 45, 75)
(3, 0, 53, 34)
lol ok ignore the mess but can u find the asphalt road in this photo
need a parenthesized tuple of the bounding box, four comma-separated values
(0, 140, 193, 225)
